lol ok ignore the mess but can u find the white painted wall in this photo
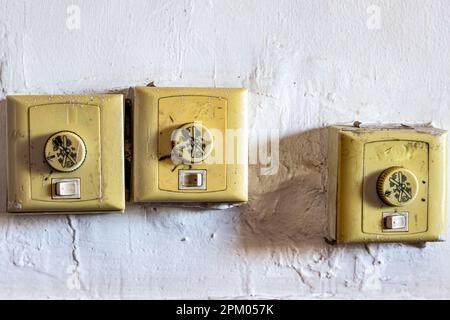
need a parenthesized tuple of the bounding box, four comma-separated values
(1, 0, 450, 299)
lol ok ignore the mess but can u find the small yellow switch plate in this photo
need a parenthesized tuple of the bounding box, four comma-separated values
(131, 87, 248, 203)
(327, 125, 448, 243)
(6, 94, 125, 213)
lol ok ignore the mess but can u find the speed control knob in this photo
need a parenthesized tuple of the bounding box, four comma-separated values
(44, 131, 87, 172)
(376, 166, 418, 207)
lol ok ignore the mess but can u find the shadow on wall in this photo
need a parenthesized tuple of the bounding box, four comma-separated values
(239, 127, 329, 251)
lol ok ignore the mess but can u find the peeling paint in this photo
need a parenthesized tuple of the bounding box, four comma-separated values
(8, 201, 23, 210)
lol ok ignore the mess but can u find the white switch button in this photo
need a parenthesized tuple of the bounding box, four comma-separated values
(182, 173, 203, 187)
(385, 214, 407, 229)
(52, 179, 80, 199)
(179, 170, 207, 190)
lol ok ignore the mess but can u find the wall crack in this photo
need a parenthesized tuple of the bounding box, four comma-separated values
(66, 215, 84, 291)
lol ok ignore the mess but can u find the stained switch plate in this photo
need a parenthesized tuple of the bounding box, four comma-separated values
(6, 94, 125, 213)
(131, 87, 248, 203)
(327, 125, 448, 243)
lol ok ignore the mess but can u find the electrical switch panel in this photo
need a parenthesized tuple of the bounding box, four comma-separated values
(6, 94, 125, 213)
(131, 87, 248, 203)
(327, 124, 448, 243)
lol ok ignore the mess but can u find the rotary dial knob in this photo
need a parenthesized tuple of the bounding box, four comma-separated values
(171, 122, 213, 164)
(376, 166, 418, 206)
(44, 131, 87, 172)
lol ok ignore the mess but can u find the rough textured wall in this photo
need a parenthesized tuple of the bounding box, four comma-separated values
(1, 0, 450, 299)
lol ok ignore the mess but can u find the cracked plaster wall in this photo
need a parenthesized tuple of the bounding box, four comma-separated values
(1, 0, 450, 299)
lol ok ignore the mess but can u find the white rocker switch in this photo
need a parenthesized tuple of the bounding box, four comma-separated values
(385, 214, 407, 230)
(53, 179, 80, 199)
(178, 170, 206, 190)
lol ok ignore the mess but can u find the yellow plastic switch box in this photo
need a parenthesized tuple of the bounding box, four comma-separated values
(327, 124, 448, 243)
(131, 87, 248, 203)
(6, 94, 125, 213)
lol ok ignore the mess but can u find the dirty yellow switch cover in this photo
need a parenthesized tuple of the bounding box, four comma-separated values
(6, 94, 125, 213)
(327, 125, 448, 243)
(131, 87, 248, 203)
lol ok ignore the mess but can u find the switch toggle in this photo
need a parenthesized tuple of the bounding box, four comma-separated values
(182, 173, 203, 187)
(179, 170, 206, 190)
(383, 212, 408, 231)
(52, 178, 80, 199)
